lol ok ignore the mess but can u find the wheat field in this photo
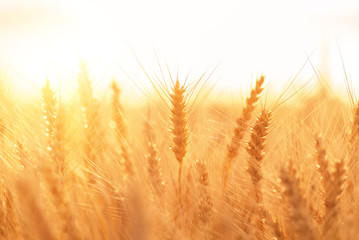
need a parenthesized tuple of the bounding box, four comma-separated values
(0, 61, 357, 240)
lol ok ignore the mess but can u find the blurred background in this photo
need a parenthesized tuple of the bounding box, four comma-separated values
(0, 0, 358, 100)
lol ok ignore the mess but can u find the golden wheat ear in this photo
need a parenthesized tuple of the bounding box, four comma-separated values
(170, 79, 189, 205)
(41, 79, 56, 157)
(349, 101, 359, 144)
(146, 142, 165, 197)
(347, 101, 359, 197)
(41, 162, 81, 240)
(223, 75, 265, 191)
(16, 177, 56, 240)
(111, 80, 126, 139)
(41, 81, 68, 178)
(111, 80, 133, 177)
(322, 159, 346, 239)
(53, 104, 67, 177)
(194, 160, 212, 226)
(280, 162, 319, 240)
(0, 179, 20, 239)
(77, 63, 105, 182)
(245, 109, 271, 239)
(246, 109, 271, 201)
(314, 135, 331, 193)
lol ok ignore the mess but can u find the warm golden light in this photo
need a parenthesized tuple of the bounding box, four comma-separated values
(0, 1, 359, 240)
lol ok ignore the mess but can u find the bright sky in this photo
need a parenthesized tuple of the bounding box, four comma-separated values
(0, 0, 359, 99)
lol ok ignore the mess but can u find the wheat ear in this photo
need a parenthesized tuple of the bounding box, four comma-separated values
(146, 142, 165, 197)
(246, 109, 271, 203)
(78, 63, 103, 182)
(111, 80, 133, 176)
(347, 101, 359, 196)
(111, 80, 126, 138)
(314, 135, 331, 194)
(349, 101, 359, 144)
(223, 75, 264, 191)
(53, 104, 67, 177)
(0, 179, 19, 239)
(42, 81, 67, 178)
(16, 177, 56, 240)
(42, 79, 56, 157)
(280, 162, 319, 240)
(322, 159, 346, 239)
(245, 109, 271, 239)
(195, 160, 212, 225)
(170, 80, 188, 204)
(41, 163, 81, 240)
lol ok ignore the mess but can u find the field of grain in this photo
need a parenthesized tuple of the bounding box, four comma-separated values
(0, 62, 357, 240)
